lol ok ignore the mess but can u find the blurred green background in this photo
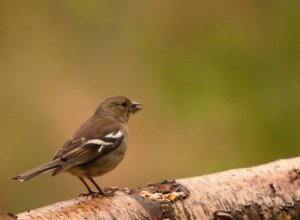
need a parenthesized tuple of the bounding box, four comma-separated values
(1, 0, 300, 214)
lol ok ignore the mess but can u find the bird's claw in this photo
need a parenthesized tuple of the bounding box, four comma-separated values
(79, 191, 99, 197)
(79, 188, 116, 197)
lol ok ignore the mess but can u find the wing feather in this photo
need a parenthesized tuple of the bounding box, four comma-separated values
(52, 129, 124, 175)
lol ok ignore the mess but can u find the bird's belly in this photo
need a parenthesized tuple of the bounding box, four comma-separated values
(67, 144, 127, 177)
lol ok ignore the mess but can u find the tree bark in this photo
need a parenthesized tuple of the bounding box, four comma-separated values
(15, 157, 300, 220)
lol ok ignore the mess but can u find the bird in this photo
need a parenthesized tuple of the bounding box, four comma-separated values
(12, 96, 142, 196)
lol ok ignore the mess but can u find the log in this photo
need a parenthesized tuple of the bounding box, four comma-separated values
(15, 157, 300, 219)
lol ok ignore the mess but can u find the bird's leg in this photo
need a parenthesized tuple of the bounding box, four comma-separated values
(88, 177, 115, 196)
(78, 177, 96, 196)
(88, 177, 104, 194)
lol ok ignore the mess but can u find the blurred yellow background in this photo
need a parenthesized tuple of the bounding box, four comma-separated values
(1, 1, 299, 214)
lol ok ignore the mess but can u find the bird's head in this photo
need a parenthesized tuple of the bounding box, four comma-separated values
(95, 96, 142, 123)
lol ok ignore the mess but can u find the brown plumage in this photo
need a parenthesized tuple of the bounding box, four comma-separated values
(12, 96, 142, 195)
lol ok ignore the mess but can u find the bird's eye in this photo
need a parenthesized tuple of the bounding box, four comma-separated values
(121, 102, 128, 107)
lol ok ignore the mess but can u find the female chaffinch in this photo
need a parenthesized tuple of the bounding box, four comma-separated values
(13, 96, 142, 196)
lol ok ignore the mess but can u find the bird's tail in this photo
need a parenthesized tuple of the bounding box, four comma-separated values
(12, 161, 62, 182)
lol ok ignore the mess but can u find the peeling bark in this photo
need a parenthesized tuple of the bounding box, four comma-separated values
(15, 157, 300, 220)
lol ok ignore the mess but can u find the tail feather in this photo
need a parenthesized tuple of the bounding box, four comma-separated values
(12, 161, 62, 182)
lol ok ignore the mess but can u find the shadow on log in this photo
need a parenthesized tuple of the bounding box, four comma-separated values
(12, 157, 300, 219)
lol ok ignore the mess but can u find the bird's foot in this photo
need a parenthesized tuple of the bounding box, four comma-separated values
(79, 187, 117, 197)
(79, 191, 99, 197)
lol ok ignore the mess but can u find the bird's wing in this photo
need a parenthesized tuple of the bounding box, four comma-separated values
(52, 119, 124, 174)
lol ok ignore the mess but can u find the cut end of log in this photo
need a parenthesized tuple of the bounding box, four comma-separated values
(134, 180, 190, 219)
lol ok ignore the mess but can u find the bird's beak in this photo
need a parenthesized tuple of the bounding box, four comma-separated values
(129, 101, 142, 114)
